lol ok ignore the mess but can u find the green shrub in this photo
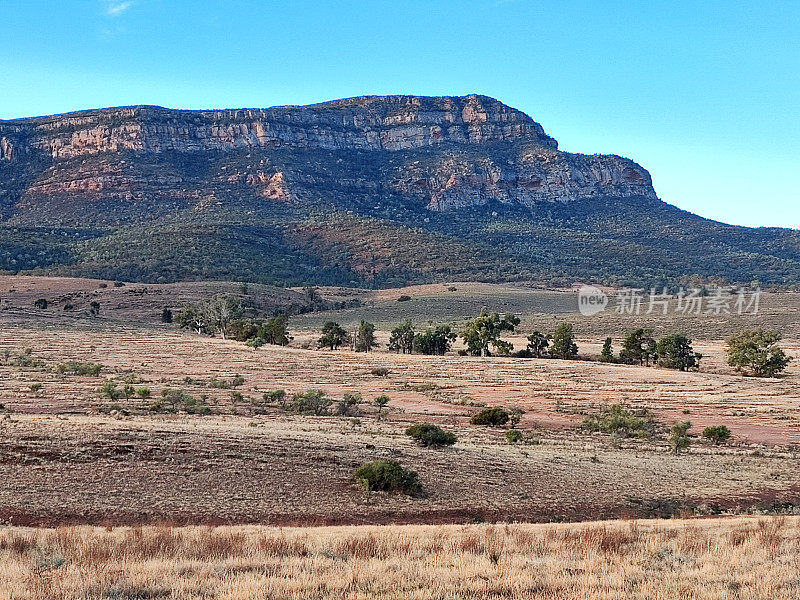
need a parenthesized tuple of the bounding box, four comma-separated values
(506, 429, 523, 443)
(57, 362, 103, 376)
(405, 423, 457, 447)
(669, 421, 692, 454)
(289, 390, 331, 415)
(262, 389, 287, 405)
(397, 295, 412, 302)
(354, 460, 420, 496)
(583, 404, 652, 437)
(470, 406, 510, 427)
(152, 388, 210, 415)
(702, 425, 731, 445)
(99, 380, 122, 400)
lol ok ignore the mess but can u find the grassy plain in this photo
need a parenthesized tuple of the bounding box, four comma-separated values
(2, 517, 800, 599)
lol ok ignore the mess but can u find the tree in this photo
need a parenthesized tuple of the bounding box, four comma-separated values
(161, 308, 173, 323)
(726, 329, 791, 377)
(470, 406, 510, 427)
(388, 320, 415, 354)
(258, 315, 292, 346)
(657, 334, 701, 371)
(461, 309, 520, 356)
(669, 421, 692, 454)
(702, 425, 731, 445)
(354, 320, 377, 352)
(600, 337, 614, 362)
(526, 331, 550, 358)
(177, 306, 208, 334)
(620, 328, 656, 365)
(354, 460, 420, 497)
(374, 395, 390, 421)
(199, 294, 243, 339)
(550, 322, 578, 360)
(319, 321, 348, 350)
(413, 325, 456, 355)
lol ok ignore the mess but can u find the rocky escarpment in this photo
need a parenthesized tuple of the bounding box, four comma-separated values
(6, 94, 778, 288)
(0, 95, 657, 214)
(0, 95, 557, 159)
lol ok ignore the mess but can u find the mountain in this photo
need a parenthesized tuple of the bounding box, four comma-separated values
(1, 94, 798, 287)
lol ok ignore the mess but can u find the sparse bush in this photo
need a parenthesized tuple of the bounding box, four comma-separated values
(29, 383, 42, 393)
(335, 393, 362, 416)
(33, 298, 48, 309)
(262, 389, 287, 406)
(150, 388, 210, 414)
(136, 387, 151, 399)
(508, 408, 524, 428)
(470, 406, 510, 427)
(583, 404, 652, 438)
(669, 421, 692, 454)
(374, 395, 390, 421)
(354, 460, 420, 496)
(290, 390, 332, 415)
(397, 295, 412, 302)
(89, 301, 101, 316)
(405, 423, 457, 447)
(506, 429, 523, 443)
(99, 380, 123, 400)
(58, 362, 103, 376)
(371, 367, 390, 377)
(702, 425, 732, 445)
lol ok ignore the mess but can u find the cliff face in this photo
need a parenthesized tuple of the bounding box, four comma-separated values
(6, 94, 779, 288)
(0, 94, 655, 213)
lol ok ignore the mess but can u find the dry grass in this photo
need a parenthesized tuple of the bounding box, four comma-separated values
(1, 517, 799, 599)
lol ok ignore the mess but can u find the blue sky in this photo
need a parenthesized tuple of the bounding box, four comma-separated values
(2, 1, 798, 228)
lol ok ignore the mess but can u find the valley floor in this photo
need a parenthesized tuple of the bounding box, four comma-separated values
(1, 517, 799, 599)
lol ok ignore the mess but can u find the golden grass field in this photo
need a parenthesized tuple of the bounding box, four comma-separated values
(1, 276, 799, 596)
(2, 517, 799, 599)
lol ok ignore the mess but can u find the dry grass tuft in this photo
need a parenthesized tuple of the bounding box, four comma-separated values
(1, 517, 799, 599)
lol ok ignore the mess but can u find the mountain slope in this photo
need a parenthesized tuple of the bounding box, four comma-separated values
(1, 94, 798, 287)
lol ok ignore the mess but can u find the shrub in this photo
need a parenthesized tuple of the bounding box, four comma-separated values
(335, 393, 363, 416)
(57, 361, 103, 376)
(152, 388, 210, 415)
(354, 460, 420, 496)
(506, 429, 523, 443)
(98, 381, 122, 400)
(161, 308, 173, 323)
(89, 301, 101, 316)
(136, 387, 151, 399)
(470, 406, 510, 427)
(374, 395, 390, 421)
(29, 383, 42, 393)
(583, 404, 652, 437)
(262, 389, 287, 406)
(289, 390, 331, 415)
(371, 367, 390, 376)
(33, 298, 48, 309)
(405, 423, 457, 447)
(397, 295, 412, 302)
(702, 425, 732, 445)
(669, 421, 692, 454)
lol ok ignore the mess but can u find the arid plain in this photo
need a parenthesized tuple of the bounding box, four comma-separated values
(1, 276, 799, 598)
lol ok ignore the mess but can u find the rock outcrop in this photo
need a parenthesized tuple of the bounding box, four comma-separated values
(0, 95, 655, 212)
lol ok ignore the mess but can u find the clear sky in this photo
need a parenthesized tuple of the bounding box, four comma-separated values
(2, 1, 798, 228)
